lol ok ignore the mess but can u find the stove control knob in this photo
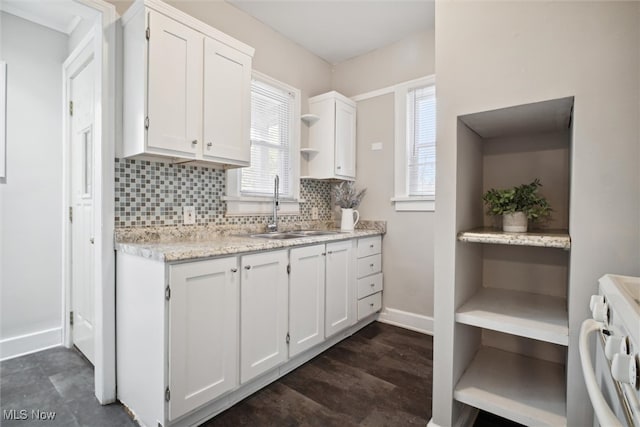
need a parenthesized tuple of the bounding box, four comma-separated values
(592, 300, 609, 324)
(605, 335, 628, 360)
(611, 353, 637, 388)
(590, 295, 605, 311)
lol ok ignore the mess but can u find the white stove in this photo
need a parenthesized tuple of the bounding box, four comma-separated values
(582, 274, 640, 427)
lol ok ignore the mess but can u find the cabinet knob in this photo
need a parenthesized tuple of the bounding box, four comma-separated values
(370, 244, 374, 248)
(370, 263, 374, 267)
(327, 251, 333, 255)
(192, 139, 198, 145)
(321, 252, 326, 256)
(337, 166, 342, 170)
(244, 265, 251, 270)
(369, 303, 374, 307)
(370, 283, 375, 287)
(231, 268, 238, 273)
(207, 142, 213, 148)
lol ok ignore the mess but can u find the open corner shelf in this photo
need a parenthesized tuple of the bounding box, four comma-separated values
(454, 346, 567, 427)
(300, 148, 320, 155)
(457, 228, 570, 250)
(301, 114, 320, 126)
(456, 287, 568, 346)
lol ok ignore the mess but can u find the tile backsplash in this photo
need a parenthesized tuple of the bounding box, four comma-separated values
(114, 158, 333, 228)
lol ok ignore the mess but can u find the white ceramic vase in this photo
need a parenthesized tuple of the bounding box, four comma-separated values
(340, 208, 360, 232)
(503, 211, 528, 233)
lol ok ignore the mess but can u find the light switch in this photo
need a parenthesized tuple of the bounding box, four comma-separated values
(371, 142, 383, 151)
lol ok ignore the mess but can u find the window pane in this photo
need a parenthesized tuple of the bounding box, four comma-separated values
(241, 79, 293, 197)
(407, 85, 436, 196)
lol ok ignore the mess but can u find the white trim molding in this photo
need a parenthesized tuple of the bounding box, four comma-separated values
(377, 307, 433, 335)
(393, 75, 436, 212)
(0, 328, 62, 361)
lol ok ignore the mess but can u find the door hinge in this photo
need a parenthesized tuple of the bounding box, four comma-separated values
(69, 206, 73, 223)
(70, 311, 74, 326)
(144, 116, 149, 130)
(69, 101, 73, 116)
(165, 387, 170, 402)
(145, 27, 150, 40)
(286, 264, 291, 275)
(286, 332, 290, 344)
(165, 286, 171, 301)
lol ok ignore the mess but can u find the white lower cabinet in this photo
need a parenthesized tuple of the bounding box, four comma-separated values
(325, 240, 356, 338)
(168, 257, 239, 421)
(356, 236, 383, 320)
(116, 234, 381, 427)
(240, 250, 289, 383)
(289, 244, 326, 357)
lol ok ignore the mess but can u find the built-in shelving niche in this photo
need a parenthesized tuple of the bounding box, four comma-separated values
(452, 96, 573, 426)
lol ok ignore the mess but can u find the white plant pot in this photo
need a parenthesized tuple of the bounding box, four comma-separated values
(340, 208, 360, 232)
(503, 211, 528, 233)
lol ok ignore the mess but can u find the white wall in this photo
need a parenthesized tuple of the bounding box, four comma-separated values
(332, 30, 436, 329)
(0, 12, 69, 359)
(433, 2, 640, 426)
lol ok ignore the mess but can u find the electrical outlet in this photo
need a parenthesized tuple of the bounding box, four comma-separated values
(183, 206, 195, 225)
(311, 207, 319, 220)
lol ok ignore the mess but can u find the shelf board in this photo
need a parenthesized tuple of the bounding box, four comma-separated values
(457, 228, 570, 249)
(300, 148, 320, 155)
(454, 346, 566, 426)
(301, 114, 320, 125)
(456, 288, 568, 346)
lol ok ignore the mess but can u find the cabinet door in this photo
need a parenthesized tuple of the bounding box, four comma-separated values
(334, 99, 356, 179)
(168, 257, 239, 421)
(325, 240, 355, 337)
(147, 10, 202, 158)
(203, 37, 251, 165)
(289, 244, 325, 357)
(240, 250, 288, 383)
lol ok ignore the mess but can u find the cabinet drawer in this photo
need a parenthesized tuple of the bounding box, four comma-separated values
(357, 254, 381, 278)
(357, 273, 383, 299)
(357, 292, 382, 320)
(357, 236, 381, 258)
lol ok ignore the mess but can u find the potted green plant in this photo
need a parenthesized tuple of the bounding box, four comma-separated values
(482, 179, 552, 232)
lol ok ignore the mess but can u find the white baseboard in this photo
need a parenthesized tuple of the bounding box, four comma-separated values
(377, 307, 433, 335)
(0, 327, 62, 361)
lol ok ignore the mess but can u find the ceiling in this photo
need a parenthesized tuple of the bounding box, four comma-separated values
(1, 0, 98, 35)
(227, 0, 435, 65)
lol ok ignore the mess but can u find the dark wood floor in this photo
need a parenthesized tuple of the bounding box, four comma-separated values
(204, 322, 433, 426)
(0, 322, 521, 427)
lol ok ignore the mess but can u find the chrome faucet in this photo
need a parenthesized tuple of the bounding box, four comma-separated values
(267, 175, 279, 232)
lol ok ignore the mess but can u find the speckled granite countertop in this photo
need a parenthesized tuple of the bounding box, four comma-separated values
(115, 220, 386, 262)
(457, 227, 570, 249)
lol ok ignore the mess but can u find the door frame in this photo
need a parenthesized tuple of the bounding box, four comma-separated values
(61, 0, 117, 405)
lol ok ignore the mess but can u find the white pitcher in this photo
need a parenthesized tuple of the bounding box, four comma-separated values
(340, 208, 360, 232)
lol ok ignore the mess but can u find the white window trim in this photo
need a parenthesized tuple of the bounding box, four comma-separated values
(392, 75, 436, 212)
(225, 71, 301, 216)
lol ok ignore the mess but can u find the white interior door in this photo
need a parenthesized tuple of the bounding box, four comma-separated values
(70, 47, 95, 364)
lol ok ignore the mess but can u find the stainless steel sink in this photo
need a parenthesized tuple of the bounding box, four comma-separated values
(249, 233, 302, 240)
(248, 230, 341, 239)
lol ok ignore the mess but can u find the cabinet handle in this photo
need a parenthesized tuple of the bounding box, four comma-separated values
(327, 251, 333, 255)
(231, 268, 238, 273)
(207, 142, 213, 148)
(244, 265, 251, 270)
(369, 303, 374, 307)
(370, 263, 374, 267)
(337, 166, 342, 170)
(321, 252, 326, 256)
(370, 283, 375, 287)
(192, 139, 198, 145)
(370, 244, 374, 248)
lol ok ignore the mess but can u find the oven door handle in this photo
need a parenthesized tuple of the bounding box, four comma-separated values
(580, 318, 623, 427)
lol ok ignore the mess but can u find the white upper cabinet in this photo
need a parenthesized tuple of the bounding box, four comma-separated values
(306, 91, 356, 180)
(121, 0, 254, 167)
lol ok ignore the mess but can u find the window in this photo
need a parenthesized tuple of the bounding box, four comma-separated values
(392, 75, 436, 211)
(225, 72, 301, 215)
